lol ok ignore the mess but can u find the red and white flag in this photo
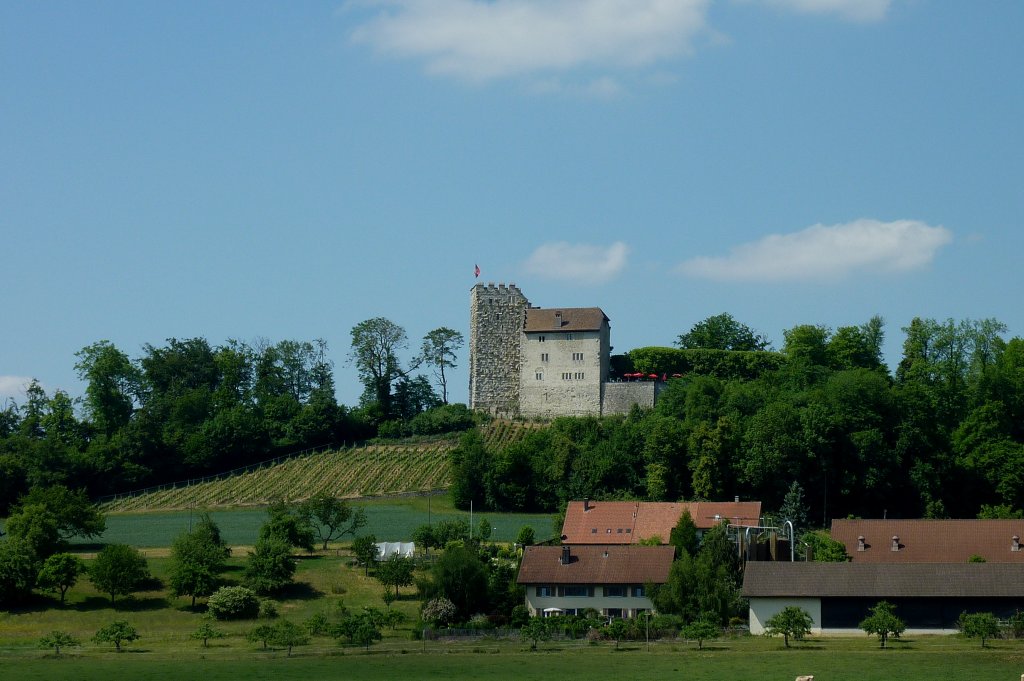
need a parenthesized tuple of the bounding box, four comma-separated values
(474, 264, 480, 278)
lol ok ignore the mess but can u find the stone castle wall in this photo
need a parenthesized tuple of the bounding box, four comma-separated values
(601, 381, 661, 415)
(469, 283, 529, 416)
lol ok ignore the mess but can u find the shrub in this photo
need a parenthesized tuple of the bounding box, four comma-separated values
(421, 597, 457, 627)
(207, 585, 261, 620)
(259, 599, 279, 619)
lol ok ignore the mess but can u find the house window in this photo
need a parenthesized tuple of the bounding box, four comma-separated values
(572, 352, 584, 361)
(536, 586, 553, 597)
(591, 528, 597, 534)
(562, 586, 593, 597)
(632, 586, 645, 597)
(541, 353, 549, 362)
(604, 586, 626, 597)
(605, 608, 623, 619)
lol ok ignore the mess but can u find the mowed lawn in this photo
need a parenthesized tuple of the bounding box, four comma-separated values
(3, 637, 1023, 681)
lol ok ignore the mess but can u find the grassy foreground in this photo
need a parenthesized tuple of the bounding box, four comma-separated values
(3, 637, 1023, 681)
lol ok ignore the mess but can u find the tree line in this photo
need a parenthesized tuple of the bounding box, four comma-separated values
(0, 322, 466, 513)
(451, 314, 1024, 523)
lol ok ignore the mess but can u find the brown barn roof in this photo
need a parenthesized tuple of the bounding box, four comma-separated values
(560, 500, 762, 544)
(517, 545, 675, 585)
(831, 519, 1024, 564)
(743, 561, 1024, 598)
(524, 308, 608, 333)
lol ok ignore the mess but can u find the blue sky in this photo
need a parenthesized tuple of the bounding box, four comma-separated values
(2, 1, 1022, 408)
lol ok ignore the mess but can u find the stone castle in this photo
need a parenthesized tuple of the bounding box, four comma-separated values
(468, 283, 659, 419)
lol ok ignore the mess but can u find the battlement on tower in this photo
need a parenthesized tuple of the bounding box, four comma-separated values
(469, 283, 530, 416)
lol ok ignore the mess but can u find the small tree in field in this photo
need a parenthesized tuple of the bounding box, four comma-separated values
(764, 606, 814, 647)
(269, 619, 309, 657)
(959, 611, 1000, 648)
(37, 553, 85, 605)
(683, 617, 721, 650)
(860, 601, 905, 648)
(520, 617, 551, 651)
(93, 620, 139, 652)
(89, 544, 150, 607)
(38, 630, 79, 656)
(351, 535, 379, 575)
(190, 621, 225, 648)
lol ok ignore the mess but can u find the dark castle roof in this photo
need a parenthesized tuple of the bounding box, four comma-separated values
(524, 308, 608, 333)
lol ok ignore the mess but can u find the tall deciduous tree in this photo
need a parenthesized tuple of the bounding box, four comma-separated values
(298, 495, 367, 551)
(420, 327, 464, 404)
(75, 341, 140, 437)
(350, 317, 416, 420)
(677, 313, 770, 351)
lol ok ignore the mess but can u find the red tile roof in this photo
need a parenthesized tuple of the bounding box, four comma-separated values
(524, 308, 608, 333)
(560, 500, 762, 544)
(517, 544, 675, 585)
(831, 519, 1024, 563)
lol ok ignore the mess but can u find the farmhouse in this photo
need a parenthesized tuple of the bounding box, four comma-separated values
(517, 544, 675, 618)
(560, 499, 763, 544)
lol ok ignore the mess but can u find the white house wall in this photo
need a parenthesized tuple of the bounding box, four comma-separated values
(748, 597, 822, 635)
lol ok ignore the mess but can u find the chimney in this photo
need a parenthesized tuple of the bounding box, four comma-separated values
(858, 536, 866, 552)
(1013, 536, 1020, 552)
(561, 546, 571, 565)
(584, 498, 591, 512)
(734, 495, 740, 503)
(891, 535, 900, 552)
(554, 310, 563, 327)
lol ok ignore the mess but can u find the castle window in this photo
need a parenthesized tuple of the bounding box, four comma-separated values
(535, 372, 543, 381)
(572, 352, 584, 361)
(565, 333, 575, 341)
(575, 372, 585, 380)
(541, 353, 549, 362)
(562, 372, 572, 380)
(538, 335, 546, 342)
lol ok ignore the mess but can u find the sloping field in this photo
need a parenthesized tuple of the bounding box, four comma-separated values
(100, 420, 541, 513)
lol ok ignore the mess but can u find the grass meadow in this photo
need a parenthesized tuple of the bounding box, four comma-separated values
(70, 496, 555, 549)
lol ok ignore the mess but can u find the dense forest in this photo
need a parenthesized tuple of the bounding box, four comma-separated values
(451, 315, 1024, 524)
(2, 314, 1023, 527)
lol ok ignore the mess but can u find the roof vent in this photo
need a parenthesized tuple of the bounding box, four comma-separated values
(858, 536, 866, 552)
(603, 550, 609, 558)
(1013, 536, 1020, 552)
(891, 535, 900, 552)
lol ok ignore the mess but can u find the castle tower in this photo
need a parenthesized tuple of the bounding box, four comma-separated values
(469, 283, 529, 416)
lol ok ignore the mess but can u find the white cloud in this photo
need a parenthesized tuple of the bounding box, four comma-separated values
(676, 219, 952, 282)
(754, 0, 893, 23)
(524, 241, 629, 284)
(348, 0, 711, 82)
(0, 376, 34, 401)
